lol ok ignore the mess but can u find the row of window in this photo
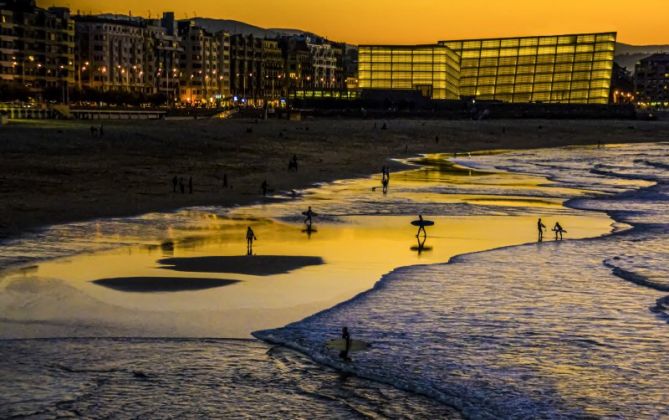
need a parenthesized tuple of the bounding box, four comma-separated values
(443, 33, 615, 50)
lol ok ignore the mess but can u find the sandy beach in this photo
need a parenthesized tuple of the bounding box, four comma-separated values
(1, 117, 668, 239)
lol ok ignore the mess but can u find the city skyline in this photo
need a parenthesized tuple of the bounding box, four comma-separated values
(37, 0, 669, 45)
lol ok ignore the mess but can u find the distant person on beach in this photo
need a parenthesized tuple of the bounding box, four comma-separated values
(381, 166, 390, 194)
(179, 177, 185, 194)
(537, 218, 547, 242)
(553, 222, 566, 240)
(288, 154, 298, 171)
(246, 226, 257, 255)
(99, 124, 104, 137)
(340, 326, 352, 361)
(172, 176, 178, 193)
(304, 206, 314, 226)
(188, 176, 193, 194)
(223, 173, 228, 188)
(261, 180, 269, 196)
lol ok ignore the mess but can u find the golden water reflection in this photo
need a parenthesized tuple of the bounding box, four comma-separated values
(0, 159, 618, 338)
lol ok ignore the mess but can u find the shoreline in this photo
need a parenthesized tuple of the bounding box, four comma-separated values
(2, 118, 669, 240)
(252, 142, 668, 418)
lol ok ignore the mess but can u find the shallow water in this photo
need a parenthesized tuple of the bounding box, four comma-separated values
(0, 338, 459, 418)
(0, 158, 612, 338)
(257, 143, 669, 418)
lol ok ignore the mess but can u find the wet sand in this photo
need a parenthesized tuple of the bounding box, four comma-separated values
(1, 118, 668, 239)
(158, 255, 324, 275)
(92, 277, 240, 292)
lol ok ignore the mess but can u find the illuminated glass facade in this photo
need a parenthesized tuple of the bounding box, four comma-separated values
(358, 33, 616, 104)
(440, 32, 616, 104)
(358, 45, 460, 100)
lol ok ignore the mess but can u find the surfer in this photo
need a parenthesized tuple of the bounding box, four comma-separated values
(246, 226, 257, 255)
(537, 218, 547, 242)
(553, 222, 566, 240)
(303, 206, 314, 227)
(340, 326, 352, 361)
(416, 214, 428, 238)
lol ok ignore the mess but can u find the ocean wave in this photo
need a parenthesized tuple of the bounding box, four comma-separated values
(255, 142, 669, 418)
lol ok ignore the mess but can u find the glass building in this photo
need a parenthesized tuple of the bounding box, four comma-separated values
(440, 32, 616, 104)
(358, 44, 461, 100)
(358, 32, 617, 104)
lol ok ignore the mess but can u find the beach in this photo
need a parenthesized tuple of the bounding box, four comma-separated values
(0, 118, 668, 417)
(2, 118, 669, 239)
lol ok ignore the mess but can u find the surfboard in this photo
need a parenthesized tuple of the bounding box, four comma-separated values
(326, 339, 371, 352)
(410, 246, 433, 251)
(302, 211, 318, 217)
(411, 220, 434, 227)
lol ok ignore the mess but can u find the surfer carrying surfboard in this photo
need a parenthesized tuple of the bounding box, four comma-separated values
(412, 214, 434, 238)
(553, 221, 566, 240)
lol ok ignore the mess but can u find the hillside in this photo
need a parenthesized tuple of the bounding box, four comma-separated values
(615, 42, 669, 71)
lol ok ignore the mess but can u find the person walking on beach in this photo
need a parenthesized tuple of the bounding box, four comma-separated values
(553, 222, 566, 241)
(381, 167, 390, 194)
(223, 173, 228, 188)
(340, 326, 352, 362)
(537, 218, 547, 242)
(99, 123, 104, 137)
(188, 176, 193, 194)
(246, 226, 257, 255)
(179, 177, 185, 194)
(304, 206, 315, 227)
(261, 180, 269, 196)
(172, 175, 178, 193)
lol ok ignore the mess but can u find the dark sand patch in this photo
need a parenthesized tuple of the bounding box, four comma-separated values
(158, 255, 324, 276)
(92, 277, 240, 292)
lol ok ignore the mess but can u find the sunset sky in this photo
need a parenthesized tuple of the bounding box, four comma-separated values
(39, 0, 669, 45)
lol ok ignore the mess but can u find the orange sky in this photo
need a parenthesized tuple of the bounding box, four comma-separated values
(39, 0, 668, 45)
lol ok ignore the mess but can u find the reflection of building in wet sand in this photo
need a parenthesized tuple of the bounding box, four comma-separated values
(358, 32, 616, 104)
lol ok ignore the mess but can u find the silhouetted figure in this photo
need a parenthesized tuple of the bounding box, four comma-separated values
(179, 177, 185, 194)
(416, 214, 428, 238)
(537, 218, 547, 242)
(223, 173, 228, 188)
(172, 176, 178, 193)
(99, 124, 104, 137)
(435, 135, 439, 144)
(246, 226, 257, 255)
(381, 167, 390, 194)
(288, 154, 298, 171)
(553, 222, 566, 240)
(404, 144, 408, 153)
(303, 206, 314, 227)
(339, 326, 352, 362)
(261, 180, 269, 196)
(188, 176, 193, 194)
